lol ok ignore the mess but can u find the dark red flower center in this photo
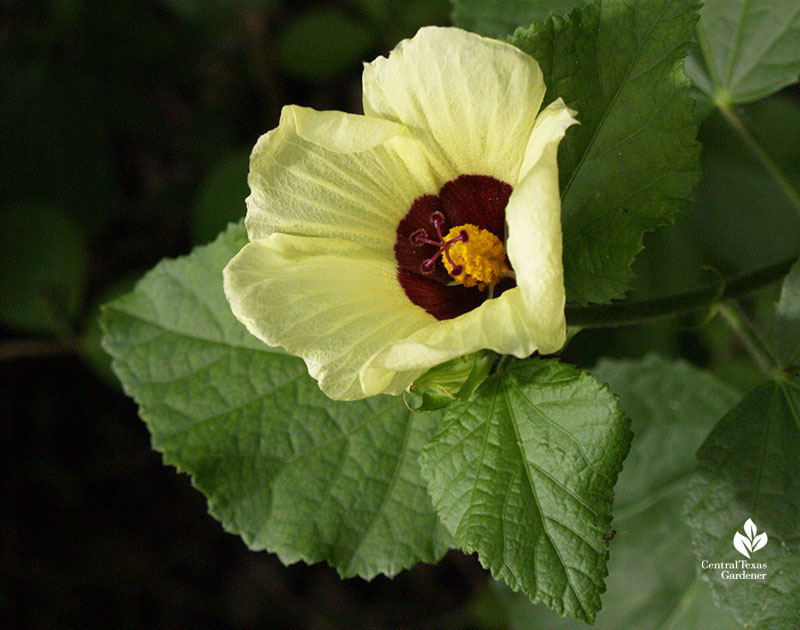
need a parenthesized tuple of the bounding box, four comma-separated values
(394, 174, 515, 320)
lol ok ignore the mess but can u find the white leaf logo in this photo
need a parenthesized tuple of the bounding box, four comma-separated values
(733, 531, 752, 558)
(733, 518, 768, 558)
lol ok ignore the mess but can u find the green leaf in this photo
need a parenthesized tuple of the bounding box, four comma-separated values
(687, 0, 800, 104)
(510, 0, 702, 304)
(276, 7, 378, 82)
(405, 350, 495, 411)
(774, 259, 800, 369)
(596, 356, 740, 517)
(190, 149, 249, 245)
(0, 202, 87, 334)
(419, 359, 631, 623)
(685, 96, 800, 274)
(684, 379, 800, 628)
(100, 224, 451, 579)
(450, 0, 586, 38)
(488, 355, 742, 629)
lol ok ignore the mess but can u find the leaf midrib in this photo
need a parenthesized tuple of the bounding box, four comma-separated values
(751, 384, 779, 514)
(727, 1, 800, 94)
(723, 0, 751, 88)
(508, 379, 615, 485)
(341, 408, 415, 575)
(560, 0, 677, 207)
(500, 382, 593, 621)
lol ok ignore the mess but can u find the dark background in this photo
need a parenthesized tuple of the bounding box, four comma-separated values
(2, 0, 799, 627)
(0, 2, 497, 628)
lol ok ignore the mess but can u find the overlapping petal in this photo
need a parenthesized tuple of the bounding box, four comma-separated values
(361, 287, 562, 392)
(223, 234, 434, 400)
(507, 98, 577, 317)
(246, 105, 444, 259)
(362, 26, 546, 184)
(361, 98, 576, 388)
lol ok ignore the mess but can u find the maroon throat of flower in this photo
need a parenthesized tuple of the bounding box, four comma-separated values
(394, 174, 516, 320)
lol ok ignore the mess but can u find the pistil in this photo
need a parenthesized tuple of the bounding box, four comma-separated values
(409, 211, 469, 277)
(410, 211, 512, 290)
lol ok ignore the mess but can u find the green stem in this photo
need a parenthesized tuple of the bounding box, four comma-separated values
(715, 301, 779, 378)
(719, 102, 800, 218)
(566, 254, 797, 328)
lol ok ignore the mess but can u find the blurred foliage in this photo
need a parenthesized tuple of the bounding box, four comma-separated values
(565, 92, 800, 378)
(0, 203, 87, 334)
(190, 148, 250, 243)
(276, 7, 378, 81)
(165, 0, 278, 20)
(687, 95, 800, 271)
(451, 0, 586, 38)
(496, 356, 743, 630)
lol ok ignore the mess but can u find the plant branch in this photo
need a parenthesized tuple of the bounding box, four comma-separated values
(719, 102, 800, 218)
(714, 300, 779, 378)
(566, 254, 797, 328)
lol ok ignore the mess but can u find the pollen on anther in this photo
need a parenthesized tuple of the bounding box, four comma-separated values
(393, 175, 514, 320)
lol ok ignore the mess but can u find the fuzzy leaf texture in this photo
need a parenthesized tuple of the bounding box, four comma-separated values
(419, 359, 632, 623)
(684, 264, 800, 628)
(774, 259, 800, 370)
(496, 355, 741, 630)
(687, 0, 800, 104)
(510, 0, 702, 304)
(450, 0, 586, 38)
(100, 224, 452, 579)
(684, 381, 800, 629)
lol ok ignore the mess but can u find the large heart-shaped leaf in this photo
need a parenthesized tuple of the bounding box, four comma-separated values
(687, 0, 800, 104)
(101, 224, 452, 579)
(420, 358, 631, 623)
(510, 0, 702, 304)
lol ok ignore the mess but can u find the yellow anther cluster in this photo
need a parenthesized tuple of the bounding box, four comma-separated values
(442, 223, 511, 290)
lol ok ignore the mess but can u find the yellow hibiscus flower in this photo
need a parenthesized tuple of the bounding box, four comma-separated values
(223, 26, 577, 400)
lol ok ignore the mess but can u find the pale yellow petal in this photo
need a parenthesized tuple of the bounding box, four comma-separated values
(362, 101, 575, 382)
(362, 26, 546, 184)
(362, 285, 565, 389)
(246, 105, 442, 260)
(223, 234, 434, 400)
(507, 98, 577, 328)
(518, 98, 579, 182)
